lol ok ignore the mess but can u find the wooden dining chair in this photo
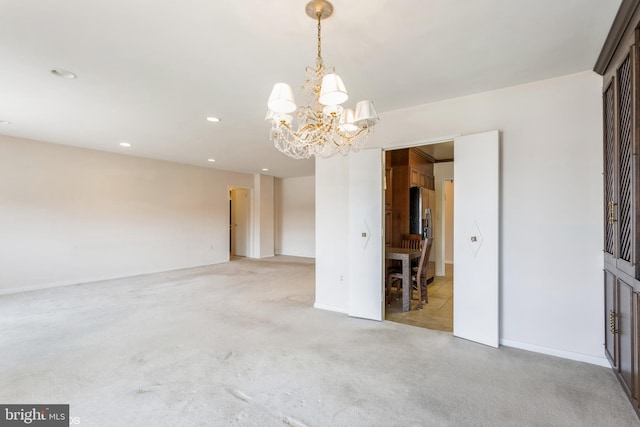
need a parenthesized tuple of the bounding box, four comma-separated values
(401, 234, 422, 250)
(387, 237, 433, 310)
(401, 233, 422, 270)
(386, 234, 421, 279)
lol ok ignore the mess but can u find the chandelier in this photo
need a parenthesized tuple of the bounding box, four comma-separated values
(265, 0, 380, 159)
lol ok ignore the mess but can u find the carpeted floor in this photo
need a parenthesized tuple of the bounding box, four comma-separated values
(1, 256, 637, 426)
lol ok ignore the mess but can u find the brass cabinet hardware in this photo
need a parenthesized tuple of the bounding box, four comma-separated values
(609, 310, 618, 335)
(608, 201, 617, 225)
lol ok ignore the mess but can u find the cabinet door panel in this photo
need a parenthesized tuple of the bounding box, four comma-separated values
(385, 167, 392, 209)
(385, 210, 392, 246)
(605, 269, 617, 366)
(615, 47, 640, 279)
(410, 169, 420, 187)
(603, 79, 616, 261)
(618, 278, 635, 396)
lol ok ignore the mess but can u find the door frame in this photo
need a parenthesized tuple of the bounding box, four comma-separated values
(381, 133, 500, 343)
(228, 185, 254, 260)
(382, 136, 456, 319)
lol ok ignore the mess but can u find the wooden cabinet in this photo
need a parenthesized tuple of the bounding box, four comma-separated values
(604, 270, 617, 365)
(597, 1, 640, 415)
(605, 268, 637, 397)
(385, 151, 393, 246)
(389, 148, 435, 247)
(385, 210, 393, 246)
(410, 167, 434, 188)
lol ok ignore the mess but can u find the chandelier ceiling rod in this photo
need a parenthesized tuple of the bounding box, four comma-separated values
(316, 11, 322, 60)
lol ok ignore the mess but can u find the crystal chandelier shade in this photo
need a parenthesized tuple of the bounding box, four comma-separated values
(265, 0, 379, 159)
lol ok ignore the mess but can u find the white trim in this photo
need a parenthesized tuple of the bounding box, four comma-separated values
(377, 135, 459, 151)
(500, 339, 611, 368)
(314, 302, 348, 314)
(228, 185, 255, 260)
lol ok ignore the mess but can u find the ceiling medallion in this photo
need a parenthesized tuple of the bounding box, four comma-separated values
(265, 0, 379, 159)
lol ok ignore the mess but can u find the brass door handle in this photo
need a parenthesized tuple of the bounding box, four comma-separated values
(610, 310, 618, 335)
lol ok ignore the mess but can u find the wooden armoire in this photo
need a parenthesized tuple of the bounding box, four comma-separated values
(595, 0, 640, 414)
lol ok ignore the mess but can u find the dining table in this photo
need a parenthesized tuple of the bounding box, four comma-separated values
(385, 246, 422, 312)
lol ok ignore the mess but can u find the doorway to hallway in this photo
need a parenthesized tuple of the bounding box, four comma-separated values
(229, 187, 251, 258)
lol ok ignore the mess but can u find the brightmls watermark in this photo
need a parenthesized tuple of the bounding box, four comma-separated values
(0, 405, 69, 426)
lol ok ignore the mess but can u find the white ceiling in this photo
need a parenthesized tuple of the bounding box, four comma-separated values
(0, 0, 621, 178)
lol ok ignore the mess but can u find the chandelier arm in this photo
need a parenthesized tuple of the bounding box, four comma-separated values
(277, 121, 322, 139)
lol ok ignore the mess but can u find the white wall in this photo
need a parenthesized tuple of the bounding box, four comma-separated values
(444, 180, 454, 264)
(275, 176, 315, 257)
(253, 174, 275, 258)
(0, 135, 254, 293)
(315, 155, 349, 313)
(316, 71, 606, 364)
(434, 162, 454, 275)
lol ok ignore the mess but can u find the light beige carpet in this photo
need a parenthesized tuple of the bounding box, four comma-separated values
(0, 256, 637, 426)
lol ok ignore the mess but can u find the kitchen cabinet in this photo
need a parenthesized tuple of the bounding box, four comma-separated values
(389, 148, 435, 247)
(385, 151, 393, 246)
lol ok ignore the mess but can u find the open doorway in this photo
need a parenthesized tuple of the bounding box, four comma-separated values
(229, 187, 252, 258)
(384, 142, 454, 332)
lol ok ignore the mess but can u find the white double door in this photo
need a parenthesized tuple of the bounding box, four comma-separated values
(347, 131, 500, 348)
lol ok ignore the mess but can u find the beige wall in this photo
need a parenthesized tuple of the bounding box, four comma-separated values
(254, 174, 275, 258)
(434, 162, 454, 275)
(0, 135, 255, 293)
(444, 180, 454, 264)
(275, 176, 315, 258)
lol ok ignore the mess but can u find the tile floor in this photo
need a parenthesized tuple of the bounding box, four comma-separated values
(385, 263, 453, 332)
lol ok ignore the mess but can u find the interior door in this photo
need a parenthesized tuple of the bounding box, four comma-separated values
(453, 130, 500, 347)
(348, 148, 384, 320)
(231, 188, 250, 257)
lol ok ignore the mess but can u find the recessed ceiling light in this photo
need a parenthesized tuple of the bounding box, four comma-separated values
(207, 158, 216, 162)
(51, 69, 77, 79)
(262, 168, 269, 172)
(0, 120, 11, 125)
(119, 142, 131, 147)
(206, 116, 221, 123)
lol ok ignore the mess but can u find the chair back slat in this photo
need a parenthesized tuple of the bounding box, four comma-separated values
(401, 233, 422, 249)
(416, 237, 434, 278)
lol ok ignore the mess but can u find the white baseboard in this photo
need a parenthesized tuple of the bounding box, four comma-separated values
(0, 274, 126, 296)
(500, 339, 611, 368)
(313, 302, 348, 314)
(0, 263, 215, 296)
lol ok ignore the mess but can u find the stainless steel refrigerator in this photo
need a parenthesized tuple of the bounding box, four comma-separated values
(409, 186, 436, 282)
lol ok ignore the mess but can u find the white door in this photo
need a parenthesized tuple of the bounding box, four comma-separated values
(453, 130, 500, 347)
(348, 148, 384, 321)
(231, 188, 250, 257)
